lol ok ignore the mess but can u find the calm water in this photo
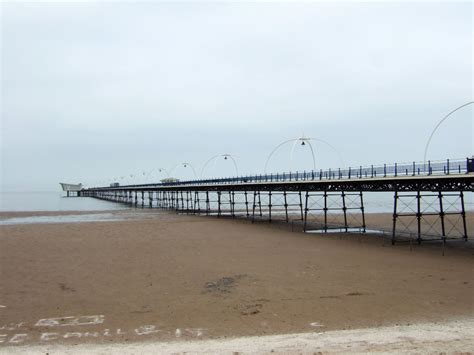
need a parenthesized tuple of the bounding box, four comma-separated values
(0, 191, 129, 212)
(0, 213, 123, 225)
(1, 190, 472, 214)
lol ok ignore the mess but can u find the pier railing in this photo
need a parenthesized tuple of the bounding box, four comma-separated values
(94, 158, 472, 189)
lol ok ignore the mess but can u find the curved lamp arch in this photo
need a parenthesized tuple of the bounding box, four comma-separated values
(423, 101, 473, 169)
(289, 138, 316, 172)
(264, 139, 299, 173)
(264, 136, 344, 173)
(170, 162, 198, 179)
(157, 168, 171, 178)
(141, 167, 170, 183)
(141, 168, 155, 183)
(201, 153, 239, 178)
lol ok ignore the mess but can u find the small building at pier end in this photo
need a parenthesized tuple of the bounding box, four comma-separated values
(59, 182, 83, 197)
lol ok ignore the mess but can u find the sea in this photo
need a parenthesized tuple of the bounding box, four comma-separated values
(0, 191, 129, 212)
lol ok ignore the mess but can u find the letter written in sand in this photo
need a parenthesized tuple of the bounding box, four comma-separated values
(135, 325, 159, 335)
(183, 328, 205, 337)
(35, 315, 104, 327)
(8, 334, 28, 344)
(175, 328, 205, 338)
(63, 332, 83, 339)
(40, 333, 59, 341)
(83, 332, 99, 338)
(0, 322, 24, 331)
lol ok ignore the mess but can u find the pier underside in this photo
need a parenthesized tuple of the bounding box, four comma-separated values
(85, 176, 472, 245)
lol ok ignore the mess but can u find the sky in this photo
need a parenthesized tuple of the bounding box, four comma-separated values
(1, 0, 473, 190)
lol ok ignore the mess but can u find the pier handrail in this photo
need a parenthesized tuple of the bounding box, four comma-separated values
(88, 157, 472, 190)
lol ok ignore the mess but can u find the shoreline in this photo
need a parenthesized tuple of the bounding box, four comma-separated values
(0, 209, 135, 218)
(1, 209, 472, 247)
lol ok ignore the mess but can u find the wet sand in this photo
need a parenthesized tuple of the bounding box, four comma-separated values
(0, 210, 473, 349)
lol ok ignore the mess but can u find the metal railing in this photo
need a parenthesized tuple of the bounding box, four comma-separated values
(91, 158, 472, 189)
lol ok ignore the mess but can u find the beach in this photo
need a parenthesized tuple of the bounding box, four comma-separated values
(0, 209, 473, 352)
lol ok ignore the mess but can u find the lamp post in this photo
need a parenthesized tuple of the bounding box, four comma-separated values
(264, 135, 344, 173)
(423, 101, 474, 171)
(201, 153, 239, 178)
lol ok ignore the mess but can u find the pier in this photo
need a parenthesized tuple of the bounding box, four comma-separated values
(83, 158, 474, 245)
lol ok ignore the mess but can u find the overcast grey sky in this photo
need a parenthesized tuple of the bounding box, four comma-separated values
(1, 1, 472, 190)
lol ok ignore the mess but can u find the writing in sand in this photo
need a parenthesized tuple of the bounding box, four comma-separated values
(0, 314, 205, 345)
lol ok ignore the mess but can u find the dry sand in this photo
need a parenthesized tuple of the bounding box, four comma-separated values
(0, 210, 473, 352)
(3, 319, 474, 354)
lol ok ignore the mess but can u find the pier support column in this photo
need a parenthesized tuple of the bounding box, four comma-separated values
(303, 191, 309, 232)
(179, 191, 185, 212)
(164, 191, 170, 208)
(360, 191, 366, 232)
(391, 190, 468, 244)
(416, 191, 422, 244)
(206, 191, 210, 216)
(299, 191, 304, 221)
(342, 191, 348, 232)
(304, 190, 365, 233)
(231, 191, 235, 218)
(245, 191, 249, 217)
(186, 191, 193, 213)
(323, 190, 328, 232)
(222, 191, 248, 218)
(251, 191, 263, 223)
(158, 191, 163, 208)
(194, 191, 201, 214)
(392, 191, 398, 245)
(166, 192, 170, 208)
(460, 191, 468, 241)
(268, 191, 272, 222)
